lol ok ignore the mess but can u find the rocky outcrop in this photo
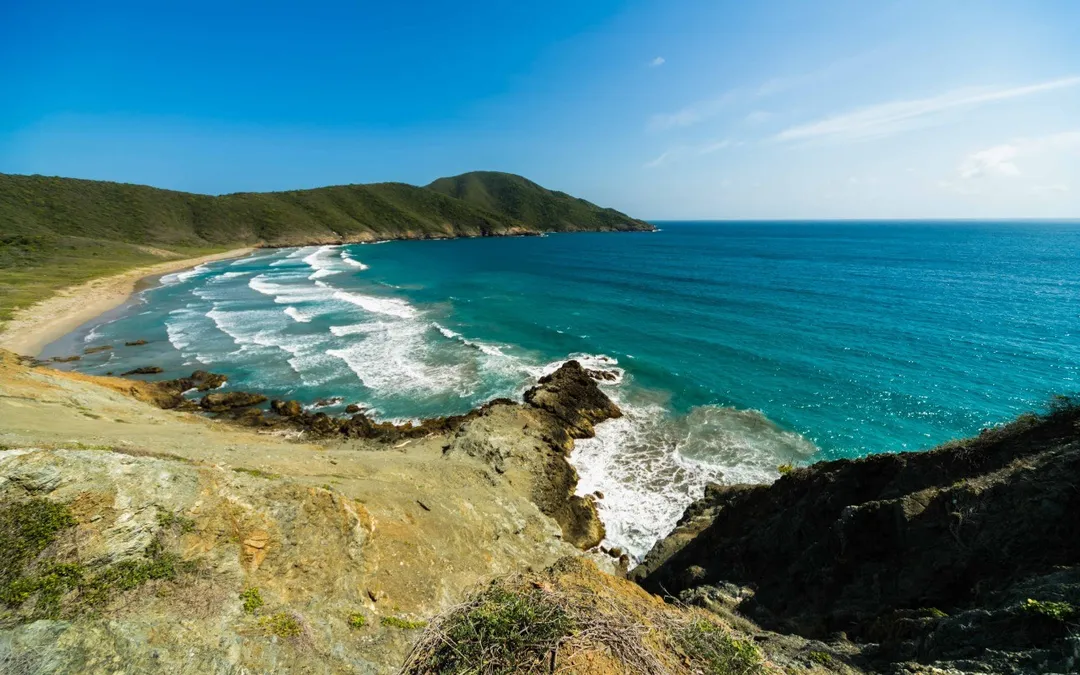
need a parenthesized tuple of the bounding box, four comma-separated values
(523, 360, 622, 438)
(83, 345, 112, 355)
(124, 339, 148, 346)
(120, 365, 163, 376)
(635, 401, 1080, 674)
(444, 361, 622, 550)
(199, 391, 268, 413)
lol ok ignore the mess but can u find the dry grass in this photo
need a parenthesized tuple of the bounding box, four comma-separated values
(401, 558, 771, 675)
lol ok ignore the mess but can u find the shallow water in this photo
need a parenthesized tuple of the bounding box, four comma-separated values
(48, 221, 1080, 558)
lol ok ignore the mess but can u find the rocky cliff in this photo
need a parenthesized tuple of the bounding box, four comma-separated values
(634, 399, 1080, 674)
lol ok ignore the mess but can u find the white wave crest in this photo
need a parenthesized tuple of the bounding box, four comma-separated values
(332, 289, 419, 319)
(304, 245, 343, 281)
(341, 250, 370, 269)
(284, 306, 312, 323)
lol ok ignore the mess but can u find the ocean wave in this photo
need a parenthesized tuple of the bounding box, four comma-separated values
(284, 306, 312, 323)
(270, 247, 314, 267)
(432, 322, 507, 357)
(160, 263, 209, 286)
(340, 250, 369, 270)
(327, 320, 472, 398)
(571, 401, 817, 561)
(205, 305, 339, 386)
(331, 289, 419, 319)
(304, 245, 343, 280)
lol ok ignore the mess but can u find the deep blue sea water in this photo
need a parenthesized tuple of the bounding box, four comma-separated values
(48, 221, 1080, 557)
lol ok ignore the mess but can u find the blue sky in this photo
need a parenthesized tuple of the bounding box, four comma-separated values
(2, 0, 1078, 218)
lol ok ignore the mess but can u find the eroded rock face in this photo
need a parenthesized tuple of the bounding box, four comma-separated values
(444, 362, 622, 550)
(0, 448, 378, 674)
(635, 404, 1080, 674)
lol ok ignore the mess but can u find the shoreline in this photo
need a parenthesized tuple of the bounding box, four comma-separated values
(0, 247, 255, 357)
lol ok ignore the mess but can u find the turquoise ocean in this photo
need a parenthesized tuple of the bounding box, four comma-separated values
(47, 221, 1080, 558)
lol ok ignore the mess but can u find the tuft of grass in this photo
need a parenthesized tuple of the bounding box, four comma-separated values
(240, 587, 264, 614)
(676, 619, 764, 675)
(0, 499, 77, 583)
(232, 467, 280, 480)
(259, 611, 303, 638)
(406, 587, 571, 672)
(2, 503, 194, 621)
(156, 510, 196, 534)
(347, 611, 366, 629)
(1022, 598, 1076, 622)
(381, 615, 428, 630)
(808, 650, 833, 666)
(776, 463, 795, 476)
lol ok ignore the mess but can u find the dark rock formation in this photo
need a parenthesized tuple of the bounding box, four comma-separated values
(83, 345, 112, 354)
(124, 339, 148, 346)
(270, 399, 304, 418)
(635, 401, 1080, 674)
(120, 366, 164, 376)
(50, 355, 81, 363)
(199, 392, 268, 413)
(345, 403, 363, 414)
(523, 360, 622, 438)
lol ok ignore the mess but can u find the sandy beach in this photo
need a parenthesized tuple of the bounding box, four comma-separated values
(0, 247, 255, 357)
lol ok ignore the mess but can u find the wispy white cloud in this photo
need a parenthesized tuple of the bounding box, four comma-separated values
(649, 54, 870, 132)
(649, 56, 665, 67)
(775, 76, 1080, 143)
(958, 131, 1080, 179)
(649, 91, 739, 131)
(643, 151, 671, 168)
(643, 139, 735, 168)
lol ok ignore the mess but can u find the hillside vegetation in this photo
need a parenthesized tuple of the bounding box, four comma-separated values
(0, 171, 651, 321)
(427, 170, 651, 232)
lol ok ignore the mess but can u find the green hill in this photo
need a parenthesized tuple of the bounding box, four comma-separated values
(427, 171, 651, 232)
(0, 172, 652, 322)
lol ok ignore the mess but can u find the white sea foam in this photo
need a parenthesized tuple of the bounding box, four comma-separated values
(327, 321, 471, 398)
(303, 245, 343, 280)
(205, 305, 339, 386)
(533, 353, 624, 385)
(432, 322, 507, 357)
(219, 271, 251, 279)
(332, 289, 419, 319)
(270, 247, 314, 267)
(340, 250, 369, 269)
(160, 263, 209, 286)
(571, 401, 817, 561)
(284, 306, 312, 323)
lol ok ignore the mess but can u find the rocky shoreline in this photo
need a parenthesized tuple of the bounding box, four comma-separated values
(634, 397, 1080, 674)
(3, 346, 1078, 673)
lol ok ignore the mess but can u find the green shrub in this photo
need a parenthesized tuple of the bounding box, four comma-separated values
(777, 463, 795, 476)
(1022, 598, 1076, 621)
(677, 619, 764, 675)
(411, 587, 573, 673)
(240, 587, 264, 614)
(347, 612, 366, 629)
(808, 650, 833, 666)
(381, 615, 427, 630)
(259, 611, 303, 638)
